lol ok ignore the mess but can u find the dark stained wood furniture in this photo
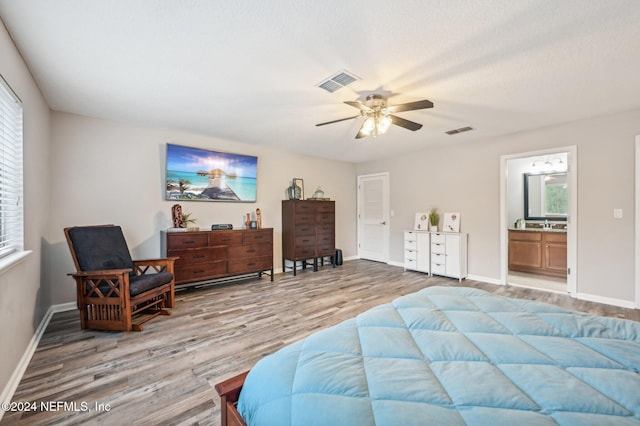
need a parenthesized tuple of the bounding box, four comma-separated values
(281, 200, 335, 275)
(215, 371, 249, 426)
(65, 225, 176, 332)
(161, 228, 273, 286)
(508, 229, 567, 277)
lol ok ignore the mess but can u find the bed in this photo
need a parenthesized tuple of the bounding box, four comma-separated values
(216, 286, 640, 425)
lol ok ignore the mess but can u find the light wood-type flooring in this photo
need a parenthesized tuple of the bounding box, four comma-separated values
(3, 260, 638, 425)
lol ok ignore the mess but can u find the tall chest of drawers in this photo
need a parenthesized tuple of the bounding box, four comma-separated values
(403, 230, 430, 273)
(161, 228, 273, 286)
(282, 200, 335, 275)
(430, 232, 468, 281)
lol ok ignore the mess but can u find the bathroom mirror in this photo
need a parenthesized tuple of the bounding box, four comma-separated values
(524, 172, 568, 221)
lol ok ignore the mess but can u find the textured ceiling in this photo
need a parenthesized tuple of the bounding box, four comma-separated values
(1, 0, 639, 163)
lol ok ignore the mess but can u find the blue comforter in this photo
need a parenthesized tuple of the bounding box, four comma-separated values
(238, 286, 640, 425)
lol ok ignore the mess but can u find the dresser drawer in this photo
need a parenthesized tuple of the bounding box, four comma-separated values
(404, 239, 417, 250)
(294, 213, 315, 224)
(431, 263, 446, 276)
(315, 202, 335, 213)
(210, 231, 243, 246)
(405, 258, 417, 269)
(431, 233, 445, 244)
(294, 246, 316, 258)
(295, 235, 315, 248)
(243, 230, 273, 244)
(405, 250, 417, 260)
(228, 255, 272, 274)
(171, 247, 226, 266)
(295, 223, 315, 236)
(316, 213, 335, 224)
(317, 224, 334, 234)
(175, 261, 227, 282)
(295, 202, 315, 213)
(431, 242, 446, 254)
(227, 242, 272, 259)
(316, 241, 335, 256)
(431, 252, 446, 264)
(166, 233, 209, 250)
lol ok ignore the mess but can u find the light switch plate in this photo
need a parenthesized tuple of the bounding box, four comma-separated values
(613, 208, 623, 219)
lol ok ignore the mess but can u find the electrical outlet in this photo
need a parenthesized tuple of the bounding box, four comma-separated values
(613, 208, 623, 219)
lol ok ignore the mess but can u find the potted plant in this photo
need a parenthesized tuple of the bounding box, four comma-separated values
(428, 208, 439, 232)
(181, 211, 198, 231)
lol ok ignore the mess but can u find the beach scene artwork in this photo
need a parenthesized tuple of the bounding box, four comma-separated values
(165, 144, 258, 202)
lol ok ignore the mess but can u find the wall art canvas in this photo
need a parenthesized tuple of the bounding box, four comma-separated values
(414, 212, 429, 230)
(443, 212, 460, 232)
(165, 143, 258, 202)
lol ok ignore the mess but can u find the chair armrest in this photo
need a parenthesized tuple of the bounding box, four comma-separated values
(70, 268, 133, 278)
(134, 257, 177, 267)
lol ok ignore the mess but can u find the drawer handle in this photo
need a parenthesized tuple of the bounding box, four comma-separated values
(184, 240, 196, 244)
(254, 236, 263, 239)
(193, 255, 205, 259)
(194, 270, 204, 274)
(247, 262, 256, 267)
(222, 238, 232, 242)
(246, 249, 256, 253)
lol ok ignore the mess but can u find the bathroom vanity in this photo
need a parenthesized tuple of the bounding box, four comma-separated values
(508, 229, 567, 278)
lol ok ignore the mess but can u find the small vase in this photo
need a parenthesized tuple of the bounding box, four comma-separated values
(287, 182, 301, 200)
(312, 186, 324, 199)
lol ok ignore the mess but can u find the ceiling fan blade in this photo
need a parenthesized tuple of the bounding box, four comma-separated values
(315, 115, 361, 127)
(390, 114, 423, 131)
(386, 99, 434, 113)
(344, 101, 374, 113)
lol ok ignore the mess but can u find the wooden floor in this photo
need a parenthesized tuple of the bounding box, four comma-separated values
(3, 260, 638, 425)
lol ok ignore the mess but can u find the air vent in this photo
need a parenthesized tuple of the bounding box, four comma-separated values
(445, 126, 474, 135)
(317, 70, 360, 93)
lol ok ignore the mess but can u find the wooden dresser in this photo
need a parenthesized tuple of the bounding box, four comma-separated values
(161, 228, 273, 286)
(282, 200, 335, 275)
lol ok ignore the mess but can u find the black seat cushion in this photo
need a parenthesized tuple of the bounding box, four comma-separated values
(129, 271, 173, 297)
(68, 225, 136, 277)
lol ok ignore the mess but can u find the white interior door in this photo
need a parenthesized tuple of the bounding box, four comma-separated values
(358, 173, 389, 262)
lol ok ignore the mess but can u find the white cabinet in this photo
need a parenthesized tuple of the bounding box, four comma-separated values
(404, 231, 429, 273)
(430, 232, 468, 281)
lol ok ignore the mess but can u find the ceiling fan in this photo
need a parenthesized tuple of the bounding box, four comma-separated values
(316, 94, 434, 139)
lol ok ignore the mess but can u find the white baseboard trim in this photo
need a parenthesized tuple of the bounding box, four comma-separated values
(0, 302, 75, 422)
(574, 292, 636, 309)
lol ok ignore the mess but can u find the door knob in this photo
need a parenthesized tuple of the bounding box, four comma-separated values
(380, 221, 386, 225)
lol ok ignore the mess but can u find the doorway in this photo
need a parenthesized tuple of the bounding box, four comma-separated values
(357, 173, 389, 263)
(500, 146, 577, 295)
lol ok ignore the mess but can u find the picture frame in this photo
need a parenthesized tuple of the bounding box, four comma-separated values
(165, 143, 258, 202)
(414, 212, 429, 230)
(443, 212, 461, 232)
(293, 178, 304, 200)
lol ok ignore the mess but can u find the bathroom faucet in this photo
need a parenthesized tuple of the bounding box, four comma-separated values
(544, 220, 550, 229)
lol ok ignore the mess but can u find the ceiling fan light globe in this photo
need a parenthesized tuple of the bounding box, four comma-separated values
(378, 115, 392, 133)
(361, 117, 375, 135)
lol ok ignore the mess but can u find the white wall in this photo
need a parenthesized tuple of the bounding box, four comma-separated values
(357, 109, 640, 304)
(47, 112, 358, 304)
(0, 21, 52, 395)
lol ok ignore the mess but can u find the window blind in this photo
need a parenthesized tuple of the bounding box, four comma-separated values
(0, 75, 24, 258)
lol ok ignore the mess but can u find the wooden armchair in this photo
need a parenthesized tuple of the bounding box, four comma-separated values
(64, 225, 176, 331)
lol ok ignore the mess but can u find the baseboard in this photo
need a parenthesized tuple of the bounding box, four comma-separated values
(0, 302, 75, 422)
(574, 292, 636, 309)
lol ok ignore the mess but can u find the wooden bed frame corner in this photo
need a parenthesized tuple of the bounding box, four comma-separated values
(215, 371, 249, 426)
